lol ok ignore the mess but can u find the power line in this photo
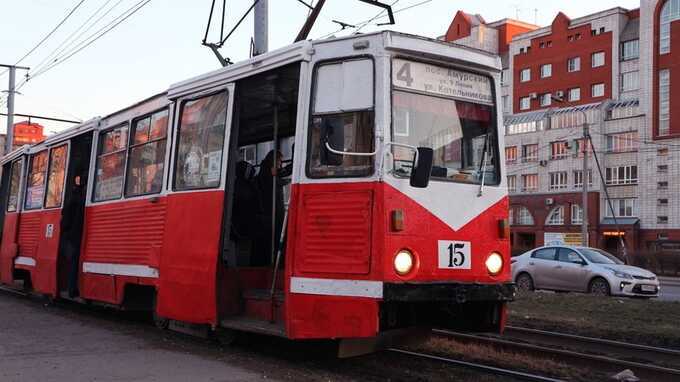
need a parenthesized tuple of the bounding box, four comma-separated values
(31, 0, 152, 80)
(0, 0, 87, 78)
(30, 0, 121, 79)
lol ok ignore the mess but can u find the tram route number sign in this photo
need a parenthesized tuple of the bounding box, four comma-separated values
(438, 240, 472, 270)
(392, 59, 493, 105)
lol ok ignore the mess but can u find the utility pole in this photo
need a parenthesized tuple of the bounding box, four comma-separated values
(551, 94, 589, 246)
(1, 64, 30, 154)
(253, 0, 268, 56)
(581, 117, 590, 247)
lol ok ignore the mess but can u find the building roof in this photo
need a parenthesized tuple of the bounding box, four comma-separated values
(620, 18, 640, 41)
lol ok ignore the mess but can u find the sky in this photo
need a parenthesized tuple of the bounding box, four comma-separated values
(0, 0, 641, 135)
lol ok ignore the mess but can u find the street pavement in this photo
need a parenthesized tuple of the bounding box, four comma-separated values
(659, 277, 680, 301)
(0, 292, 276, 382)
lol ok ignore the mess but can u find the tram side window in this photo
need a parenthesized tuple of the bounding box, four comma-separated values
(45, 144, 68, 208)
(94, 124, 129, 202)
(7, 160, 22, 212)
(24, 150, 48, 210)
(174, 91, 228, 190)
(308, 59, 375, 178)
(125, 109, 168, 197)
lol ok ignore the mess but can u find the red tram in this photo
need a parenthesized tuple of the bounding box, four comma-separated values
(0, 32, 514, 352)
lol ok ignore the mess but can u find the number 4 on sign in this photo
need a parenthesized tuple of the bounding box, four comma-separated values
(396, 62, 413, 87)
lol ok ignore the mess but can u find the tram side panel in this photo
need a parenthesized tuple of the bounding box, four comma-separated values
(286, 182, 385, 339)
(18, 209, 63, 296)
(79, 198, 167, 304)
(156, 191, 224, 325)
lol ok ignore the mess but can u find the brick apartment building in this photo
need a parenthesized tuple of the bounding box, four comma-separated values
(443, 0, 680, 259)
(0, 121, 46, 156)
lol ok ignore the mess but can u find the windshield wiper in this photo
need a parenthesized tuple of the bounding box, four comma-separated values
(477, 133, 491, 197)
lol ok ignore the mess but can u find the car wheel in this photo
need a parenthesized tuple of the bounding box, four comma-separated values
(516, 273, 535, 292)
(589, 277, 610, 296)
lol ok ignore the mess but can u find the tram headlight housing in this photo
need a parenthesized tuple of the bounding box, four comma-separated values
(394, 250, 415, 276)
(485, 252, 504, 276)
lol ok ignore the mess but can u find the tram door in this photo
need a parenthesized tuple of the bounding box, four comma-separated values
(57, 132, 93, 297)
(0, 161, 14, 247)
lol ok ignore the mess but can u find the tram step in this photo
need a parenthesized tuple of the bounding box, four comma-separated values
(220, 317, 286, 337)
(242, 289, 284, 323)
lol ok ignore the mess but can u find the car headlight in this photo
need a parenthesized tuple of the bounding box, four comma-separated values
(613, 270, 633, 279)
(486, 252, 503, 275)
(394, 250, 414, 275)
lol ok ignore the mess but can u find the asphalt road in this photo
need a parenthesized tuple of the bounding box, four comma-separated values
(0, 289, 497, 382)
(659, 277, 680, 301)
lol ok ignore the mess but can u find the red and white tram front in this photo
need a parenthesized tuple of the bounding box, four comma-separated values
(282, 33, 515, 342)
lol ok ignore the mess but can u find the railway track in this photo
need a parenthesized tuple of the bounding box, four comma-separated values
(390, 348, 564, 382)
(434, 328, 680, 382)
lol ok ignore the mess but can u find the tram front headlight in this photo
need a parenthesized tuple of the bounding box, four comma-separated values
(394, 250, 414, 276)
(485, 252, 504, 276)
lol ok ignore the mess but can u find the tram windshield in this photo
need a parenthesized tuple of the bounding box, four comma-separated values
(391, 60, 499, 186)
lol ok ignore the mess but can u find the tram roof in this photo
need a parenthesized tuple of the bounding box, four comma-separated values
(167, 30, 501, 99)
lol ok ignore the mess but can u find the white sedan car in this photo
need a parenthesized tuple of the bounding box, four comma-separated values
(511, 246, 660, 297)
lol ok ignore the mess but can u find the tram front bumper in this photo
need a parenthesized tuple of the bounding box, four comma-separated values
(383, 282, 516, 304)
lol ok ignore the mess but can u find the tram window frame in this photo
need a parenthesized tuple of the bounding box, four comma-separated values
(93, 123, 129, 202)
(124, 107, 170, 198)
(6, 160, 23, 213)
(173, 90, 229, 191)
(44, 144, 69, 209)
(24, 150, 49, 210)
(306, 55, 376, 179)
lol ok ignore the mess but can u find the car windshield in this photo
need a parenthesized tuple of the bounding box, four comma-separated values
(579, 248, 624, 265)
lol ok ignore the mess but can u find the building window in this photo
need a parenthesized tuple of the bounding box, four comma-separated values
(501, 69, 510, 85)
(549, 171, 568, 190)
(658, 216, 669, 224)
(658, 164, 669, 173)
(660, 0, 680, 54)
(505, 146, 518, 163)
(658, 181, 669, 190)
(659, 147, 669, 156)
(605, 198, 638, 217)
(520, 97, 531, 110)
(507, 120, 546, 135)
(520, 68, 531, 82)
(658, 198, 669, 207)
(571, 204, 583, 225)
(540, 93, 552, 107)
(546, 206, 565, 225)
(575, 138, 591, 157)
(621, 71, 639, 92)
(659, 69, 670, 136)
(606, 131, 638, 153)
(507, 175, 517, 192)
(567, 57, 581, 72)
(605, 165, 638, 185)
(522, 173, 539, 192)
(568, 88, 581, 102)
(514, 206, 535, 225)
(574, 170, 593, 188)
(591, 83, 605, 98)
(591, 51, 605, 67)
(540, 64, 552, 78)
(522, 144, 538, 162)
(550, 141, 569, 160)
(621, 39, 639, 61)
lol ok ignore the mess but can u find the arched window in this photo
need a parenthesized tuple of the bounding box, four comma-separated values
(661, 0, 680, 54)
(546, 206, 565, 226)
(512, 206, 535, 226)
